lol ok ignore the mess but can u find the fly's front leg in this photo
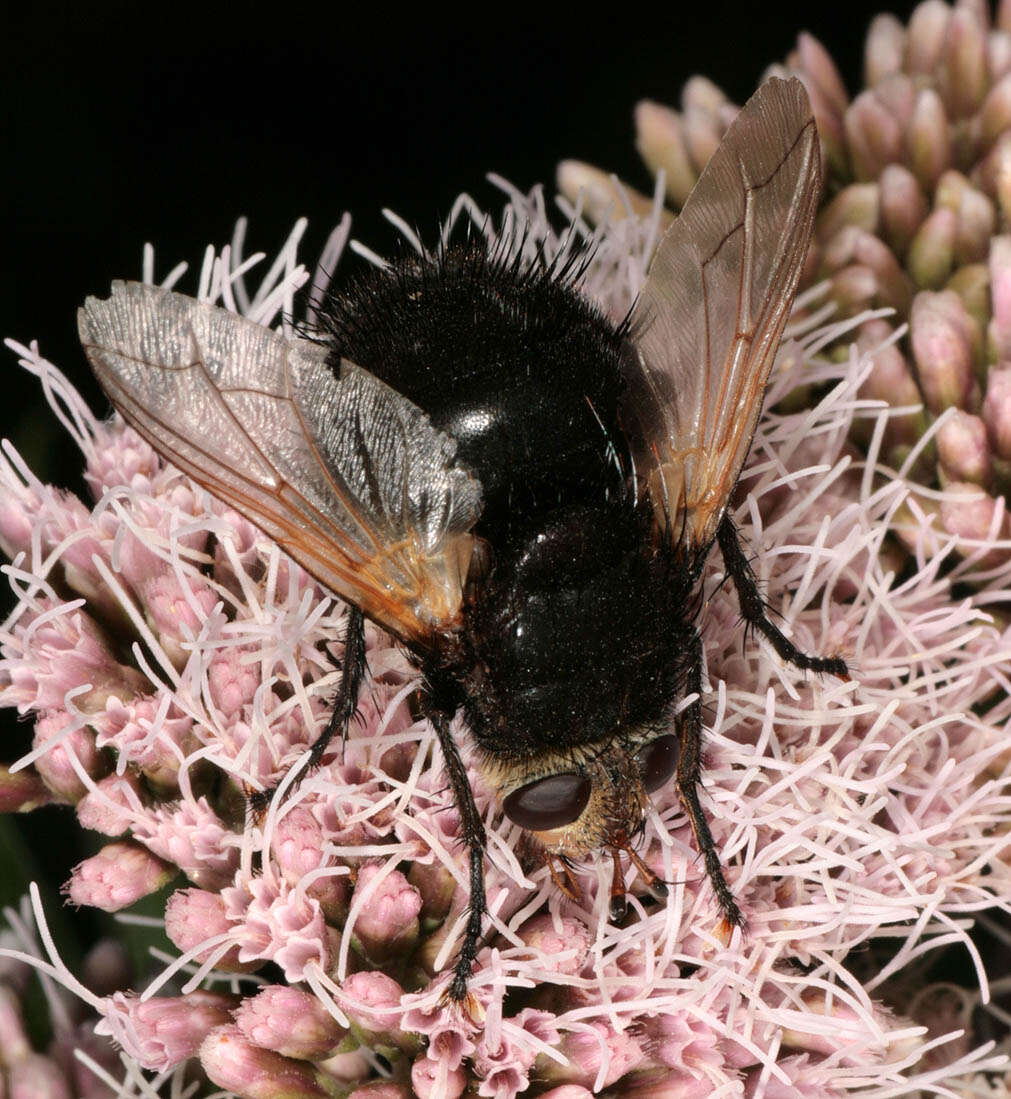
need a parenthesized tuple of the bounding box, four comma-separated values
(716, 514, 848, 678)
(425, 703, 487, 1007)
(251, 606, 367, 812)
(678, 627, 744, 929)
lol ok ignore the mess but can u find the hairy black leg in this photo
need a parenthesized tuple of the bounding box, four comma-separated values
(678, 627, 744, 929)
(251, 606, 367, 812)
(425, 703, 487, 1005)
(716, 514, 848, 678)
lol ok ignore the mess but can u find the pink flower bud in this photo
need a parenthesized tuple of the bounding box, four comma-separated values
(619, 1072, 714, 1099)
(272, 806, 349, 921)
(66, 842, 174, 912)
(411, 1054, 466, 1099)
(634, 101, 696, 210)
(101, 990, 236, 1071)
(981, 73, 1011, 147)
(937, 411, 992, 485)
(542, 1022, 645, 1089)
(907, 208, 957, 289)
(140, 573, 220, 670)
(32, 710, 106, 801)
(864, 13, 906, 86)
(7, 1052, 72, 1099)
(338, 970, 404, 1035)
(346, 1085, 412, 1099)
(940, 483, 1008, 546)
(516, 913, 591, 976)
(75, 772, 142, 836)
(816, 183, 880, 244)
(878, 163, 927, 259)
(906, 0, 952, 75)
(201, 1025, 333, 1099)
(910, 290, 976, 412)
(234, 985, 347, 1059)
(351, 864, 422, 963)
(907, 89, 952, 194)
(794, 32, 848, 116)
(207, 645, 261, 715)
(944, 7, 988, 118)
(0, 763, 51, 812)
(844, 91, 902, 182)
(984, 365, 1011, 458)
(407, 859, 459, 923)
(555, 161, 667, 228)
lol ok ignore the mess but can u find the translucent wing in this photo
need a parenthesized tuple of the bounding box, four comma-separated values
(78, 282, 483, 644)
(624, 77, 821, 550)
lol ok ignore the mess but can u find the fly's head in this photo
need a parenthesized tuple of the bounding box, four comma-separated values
(482, 731, 680, 916)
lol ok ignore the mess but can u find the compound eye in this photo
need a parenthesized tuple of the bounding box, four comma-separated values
(503, 773, 591, 831)
(636, 734, 680, 793)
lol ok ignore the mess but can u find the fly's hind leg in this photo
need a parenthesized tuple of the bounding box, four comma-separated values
(716, 514, 848, 678)
(251, 605, 367, 812)
(678, 627, 744, 929)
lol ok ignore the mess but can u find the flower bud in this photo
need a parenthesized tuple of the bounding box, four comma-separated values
(938, 411, 992, 485)
(910, 290, 976, 412)
(350, 864, 421, 964)
(235, 985, 348, 1060)
(103, 990, 236, 1071)
(907, 208, 957, 288)
(864, 13, 906, 86)
(0, 764, 52, 812)
(878, 164, 928, 259)
(634, 101, 696, 209)
(66, 842, 175, 911)
(906, 0, 952, 75)
(411, 1054, 466, 1099)
(8, 1052, 72, 1099)
(201, 1025, 335, 1099)
(939, 482, 1009, 548)
(984, 365, 1011, 458)
(555, 161, 668, 228)
(944, 7, 989, 118)
(907, 89, 951, 193)
(816, 183, 879, 244)
(981, 73, 1011, 148)
(346, 1085, 412, 1099)
(844, 91, 902, 181)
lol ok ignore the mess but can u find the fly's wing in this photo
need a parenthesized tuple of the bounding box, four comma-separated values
(78, 282, 483, 644)
(624, 77, 821, 551)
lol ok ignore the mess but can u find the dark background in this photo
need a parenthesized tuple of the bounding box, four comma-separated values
(1, 0, 912, 973)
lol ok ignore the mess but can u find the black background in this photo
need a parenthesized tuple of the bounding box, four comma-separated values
(2, 1, 912, 952)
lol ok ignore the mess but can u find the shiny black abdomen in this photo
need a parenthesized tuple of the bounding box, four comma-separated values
(319, 243, 690, 757)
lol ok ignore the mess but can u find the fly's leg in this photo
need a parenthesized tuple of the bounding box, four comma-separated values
(716, 514, 848, 678)
(678, 627, 744, 929)
(251, 606, 367, 812)
(425, 702, 487, 1007)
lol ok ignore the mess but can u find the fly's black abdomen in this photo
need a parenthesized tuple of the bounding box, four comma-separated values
(317, 242, 631, 540)
(461, 502, 692, 758)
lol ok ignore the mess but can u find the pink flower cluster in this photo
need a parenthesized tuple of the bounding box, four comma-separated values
(2, 187, 1011, 1096)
